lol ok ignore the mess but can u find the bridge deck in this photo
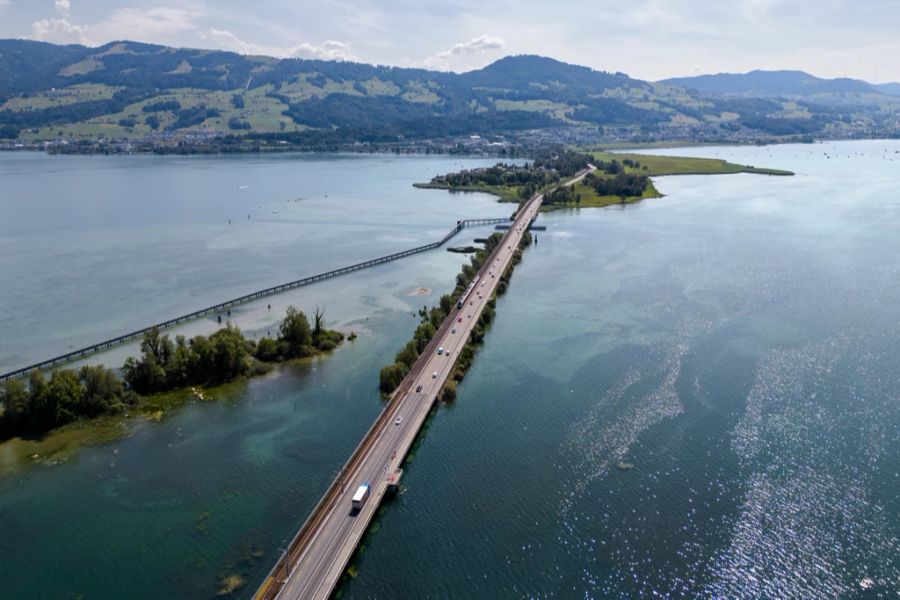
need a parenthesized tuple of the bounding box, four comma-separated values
(258, 194, 545, 600)
(255, 167, 594, 600)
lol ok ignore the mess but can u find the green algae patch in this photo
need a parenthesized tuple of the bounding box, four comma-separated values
(0, 415, 131, 476)
(216, 574, 245, 596)
(0, 369, 274, 479)
(196, 511, 211, 534)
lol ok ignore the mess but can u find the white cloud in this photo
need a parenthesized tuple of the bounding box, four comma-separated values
(202, 28, 355, 61)
(0, 0, 10, 13)
(425, 34, 505, 69)
(290, 40, 355, 61)
(31, 7, 201, 46)
(439, 34, 504, 58)
(54, 0, 70, 15)
(31, 17, 86, 43)
(28, 9, 354, 62)
(201, 28, 257, 54)
(96, 7, 200, 42)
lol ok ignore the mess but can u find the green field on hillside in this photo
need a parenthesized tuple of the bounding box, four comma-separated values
(0, 83, 120, 112)
(21, 85, 305, 141)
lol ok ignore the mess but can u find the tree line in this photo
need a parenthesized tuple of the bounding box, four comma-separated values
(379, 233, 505, 395)
(584, 171, 649, 198)
(542, 184, 581, 206)
(430, 149, 594, 201)
(0, 88, 153, 134)
(379, 231, 532, 398)
(0, 306, 343, 440)
(531, 150, 594, 178)
(438, 164, 557, 189)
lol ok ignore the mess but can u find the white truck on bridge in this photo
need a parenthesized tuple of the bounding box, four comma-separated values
(351, 483, 370, 513)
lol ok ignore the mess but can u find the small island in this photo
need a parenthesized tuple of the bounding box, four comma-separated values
(0, 306, 345, 448)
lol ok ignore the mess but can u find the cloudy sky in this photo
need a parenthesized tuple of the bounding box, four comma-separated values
(1, 0, 898, 83)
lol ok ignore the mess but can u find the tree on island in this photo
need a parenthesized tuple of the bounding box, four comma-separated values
(0, 365, 132, 439)
(278, 305, 313, 357)
(0, 305, 344, 441)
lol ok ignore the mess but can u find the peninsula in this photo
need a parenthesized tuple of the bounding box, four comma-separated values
(417, 148, 793, 209)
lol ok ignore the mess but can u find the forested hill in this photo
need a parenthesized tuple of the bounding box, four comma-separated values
(0, 39, 898, 145)
(662, 70, 900, 100)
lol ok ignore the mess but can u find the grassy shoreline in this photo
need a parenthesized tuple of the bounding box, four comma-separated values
(589, 150, 794, 177)
(412, 181, 523, 202)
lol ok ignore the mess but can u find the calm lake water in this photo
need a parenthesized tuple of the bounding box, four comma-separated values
(0, 152, 513, 373)
(1, 142, 899, 598)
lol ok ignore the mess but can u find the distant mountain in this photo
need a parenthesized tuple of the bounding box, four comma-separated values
(661, 70, 883, 99)
(457, 54, 637, 96)
(0, 40, 898, 145)
(876, 82, 900, 96)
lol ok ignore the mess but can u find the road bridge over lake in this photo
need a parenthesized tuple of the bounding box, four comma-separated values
(254, 192, 543, 600)
(253, 167, 593, 600)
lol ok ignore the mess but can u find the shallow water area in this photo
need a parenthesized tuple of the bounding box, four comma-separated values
(0, 152, 513, 373)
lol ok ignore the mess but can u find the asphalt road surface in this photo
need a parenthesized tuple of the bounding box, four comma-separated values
(278, 196, 543, 599)
(270, 169, 592, 599)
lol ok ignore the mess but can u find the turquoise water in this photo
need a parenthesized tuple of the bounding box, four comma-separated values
(1, 143, 899, 598)
(0, 152, 512, 373)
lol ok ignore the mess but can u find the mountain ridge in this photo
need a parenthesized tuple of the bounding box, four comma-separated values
(1, 39, 898, 146)
(661, 69, 900, 99)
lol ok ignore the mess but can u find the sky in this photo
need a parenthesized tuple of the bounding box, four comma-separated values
(1, 0, 898, 83)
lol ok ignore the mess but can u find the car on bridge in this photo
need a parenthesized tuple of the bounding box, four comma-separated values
(432, 371, 438, 378)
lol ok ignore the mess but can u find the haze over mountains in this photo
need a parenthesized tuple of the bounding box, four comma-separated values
(1, 39, 898, 146)
(662, 70, 900, 100)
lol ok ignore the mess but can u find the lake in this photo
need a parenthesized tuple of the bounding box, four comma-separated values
(0, 152, 514, 373)
(1, 142, 898, 598)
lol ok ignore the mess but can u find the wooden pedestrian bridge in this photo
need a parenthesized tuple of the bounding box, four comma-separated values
(0, 216, 513, 381)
